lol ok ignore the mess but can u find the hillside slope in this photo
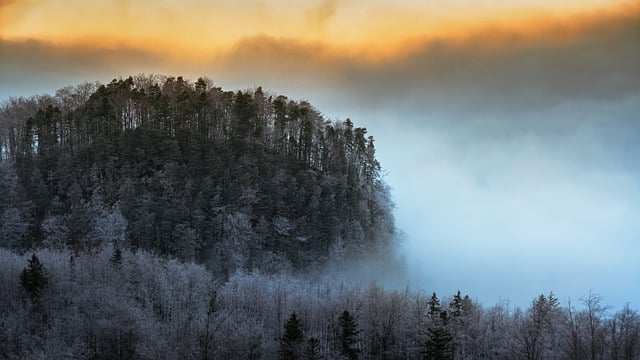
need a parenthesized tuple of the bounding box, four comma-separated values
(0, 75, 395, 274)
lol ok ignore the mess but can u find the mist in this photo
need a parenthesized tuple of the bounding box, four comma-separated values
(1, 7, 639, 309)
(240, 14, 640, 308)
(349, 98, 640, 309)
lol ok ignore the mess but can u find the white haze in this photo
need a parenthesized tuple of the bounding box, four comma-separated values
(340, 98, 640, 309)
(1, 13, 639, 309)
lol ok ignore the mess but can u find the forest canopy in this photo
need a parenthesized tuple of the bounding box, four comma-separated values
(0, 75, 395, 275)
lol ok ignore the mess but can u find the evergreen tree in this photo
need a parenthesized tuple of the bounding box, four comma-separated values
(424, 292, 454, 360)
(423, 326, 454, 360)
(305, 337, 321, 360)
(279, 312, 304, 360)
(449, 291, 464, 318)
(428, 292, 442, 318)
(20, 253, 48, 300)
(338, 310, 360, 359)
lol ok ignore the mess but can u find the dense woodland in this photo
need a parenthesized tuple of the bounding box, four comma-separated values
(0, 76, 639, 359)
(0, 75, 394, 274)
(1, 246, 639, 359)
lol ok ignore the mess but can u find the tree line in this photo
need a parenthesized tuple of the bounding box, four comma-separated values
(1, 246, 638, 359)
(0, 75, 395, 275)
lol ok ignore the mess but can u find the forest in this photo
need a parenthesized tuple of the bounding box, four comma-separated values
(0, 75, 394, 274)
(0, 75, 639, 359)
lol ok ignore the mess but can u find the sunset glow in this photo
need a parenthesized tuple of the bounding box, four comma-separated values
(1, 0, 636, 60)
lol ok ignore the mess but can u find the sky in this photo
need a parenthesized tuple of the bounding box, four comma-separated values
(1, 0, 639, 309)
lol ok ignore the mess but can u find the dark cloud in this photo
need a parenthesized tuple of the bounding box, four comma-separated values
(3, 11, 637, 111)
(0, 38, 174, 99)
(214, 13, 640, 117)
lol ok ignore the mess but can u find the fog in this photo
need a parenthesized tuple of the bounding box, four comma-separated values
(226, 14, 640, 308)
(339, 98, 640, 309)
(1, 8, 639, 308)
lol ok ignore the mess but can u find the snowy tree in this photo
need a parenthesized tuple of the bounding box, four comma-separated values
(0, 207, 29, 248)
(41, 215, 70, 247)
(582, 292, 609, 360)
(222, 212, 254, 270)
(91, 204, 128, 248)
(512, 293, 564, 359)
(607, 304, 640, 359)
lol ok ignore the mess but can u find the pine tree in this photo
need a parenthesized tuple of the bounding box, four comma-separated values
(428, 292, 442, 319)
(423, 326, 454, 360)
(279, 312, 304, 360)
(305, 337, 321, 360)
(424, 292, 453, 360)
(449, 291, 464, 318)
(338, 310, 360, 359)
(20, 253, 48, 300)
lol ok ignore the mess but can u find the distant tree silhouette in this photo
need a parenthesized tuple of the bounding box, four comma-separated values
(338, 310, 360, 359)
(279, 312, 305, 360)
(20, 254, 48, 300)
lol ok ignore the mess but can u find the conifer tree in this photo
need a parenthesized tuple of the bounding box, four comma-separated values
(305, 337, 321, 360)
(20, 253, 48, 300)
(423, 326, 454, 360)
(279, 312, 304, 360)
(338, 310, 360, 359)
(428, 292, 442, 318)
(450, 291, 464, 318)
(424, 292, 454, 360)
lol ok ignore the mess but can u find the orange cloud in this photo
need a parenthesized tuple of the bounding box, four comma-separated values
(0, 0, 636, 61)
(209, 6, 640, 114)
(1, 0, 638, 107)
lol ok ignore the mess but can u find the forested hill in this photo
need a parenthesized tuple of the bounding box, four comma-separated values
(0, 75, 395, 274)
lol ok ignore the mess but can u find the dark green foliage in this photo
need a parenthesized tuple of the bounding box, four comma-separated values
(338, 310, 360, 359)
(428, 292, 442, 319)
(424, 292, 454, 360)
(423, 326, 454, 360)
(449, 291, 464, 318)
(0, 75, 396, 274)
(305, 337, 321, 360)
(279, 312, 305, 360)
(20, 254, 48, 299)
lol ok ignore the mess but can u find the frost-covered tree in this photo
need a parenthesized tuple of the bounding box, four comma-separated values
(512, 292, 564, 360)
(221, 212, 254, 270)
(92, 204, 128, 248)
(0, 207, 29, 248)
(41, 215, 69, 247)
(607, 304, 640, 359)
